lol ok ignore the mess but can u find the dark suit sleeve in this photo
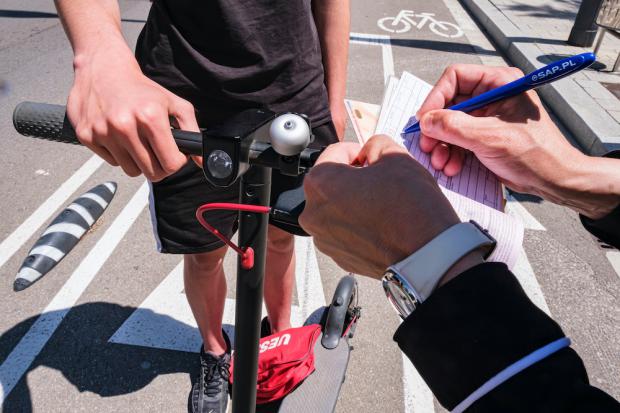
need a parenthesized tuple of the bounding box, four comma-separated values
(393, 262, 620, 412)
(580, 150, 620, 250)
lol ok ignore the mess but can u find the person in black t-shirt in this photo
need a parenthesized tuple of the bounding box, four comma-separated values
(54, 1, 349, 412)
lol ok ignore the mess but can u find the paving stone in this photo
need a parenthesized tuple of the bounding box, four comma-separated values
(607, 110, 620, 124)
(597, 98, 620, 111)
(584, 70, 620, 82)
(582, 82, 618, 100)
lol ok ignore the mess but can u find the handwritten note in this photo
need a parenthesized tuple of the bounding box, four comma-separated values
(346, 71, 523, 268)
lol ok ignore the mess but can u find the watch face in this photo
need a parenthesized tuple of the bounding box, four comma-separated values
(382, 273, 417, 319)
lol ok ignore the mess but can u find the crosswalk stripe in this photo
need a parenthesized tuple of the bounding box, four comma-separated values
(402, 354, 435, 413)
(513, 247, 551, 314)
(505, 194, 546, 231)
(0, 182, 148, 404)
(607, 251, 620, 279)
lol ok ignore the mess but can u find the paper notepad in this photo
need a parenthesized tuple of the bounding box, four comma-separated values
(346, 72, 523, 268)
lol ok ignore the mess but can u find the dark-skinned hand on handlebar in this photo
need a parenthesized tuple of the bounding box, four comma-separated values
(299, 136, 482, 284)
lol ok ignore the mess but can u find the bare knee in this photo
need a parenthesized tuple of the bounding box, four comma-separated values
(184, 246, 227, 277)
(268, 225, 294, 254)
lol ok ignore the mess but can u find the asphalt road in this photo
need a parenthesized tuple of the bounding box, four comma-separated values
(0, 0, 618, 412)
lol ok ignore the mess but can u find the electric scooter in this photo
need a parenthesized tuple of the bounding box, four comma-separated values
(12, 102, 361, 413)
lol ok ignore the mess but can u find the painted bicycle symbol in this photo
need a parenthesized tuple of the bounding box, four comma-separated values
(378, 10, 464, 38)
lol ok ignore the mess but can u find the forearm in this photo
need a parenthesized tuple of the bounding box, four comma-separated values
(54, 0, 133, 64)
(578, 150, 620, 249)
(395, 263, 620, 411)
(553, 152, 620, 220)
(312, 0, 350, 106)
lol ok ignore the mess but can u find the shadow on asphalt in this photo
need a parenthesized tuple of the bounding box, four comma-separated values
(348, 34, 499, 56)
(0, 9, 146, 23)
(505, 36, 569, 45)
(507, 190, 543, 204)
(502, 0, 581, 20)
(537, 53, 608, 71)
(0, 302, 197, 412)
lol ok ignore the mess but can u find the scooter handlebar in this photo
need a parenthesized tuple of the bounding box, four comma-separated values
(13, 101, 204, 155)
(12, 102, 321, 167)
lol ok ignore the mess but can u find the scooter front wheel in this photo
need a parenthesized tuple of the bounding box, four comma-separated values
(321, 275, 359, 349)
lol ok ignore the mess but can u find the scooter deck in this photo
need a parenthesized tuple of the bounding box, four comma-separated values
(256, 333, 352, 413)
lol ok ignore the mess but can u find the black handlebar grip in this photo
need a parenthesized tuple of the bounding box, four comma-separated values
(171, 130, 203, 156)
(13, 102, 78, 144)
(12, 102, 204, 155)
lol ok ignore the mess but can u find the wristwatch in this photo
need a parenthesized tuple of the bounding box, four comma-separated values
(382, 221, 496, 319)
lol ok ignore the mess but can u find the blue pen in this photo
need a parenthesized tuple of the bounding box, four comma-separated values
(402, 52, 596, 134)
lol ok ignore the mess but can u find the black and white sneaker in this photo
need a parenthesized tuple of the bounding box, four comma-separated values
(191, 332, 231, 413)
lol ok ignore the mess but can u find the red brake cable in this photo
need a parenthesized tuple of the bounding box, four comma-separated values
(196, 203, 271, 270)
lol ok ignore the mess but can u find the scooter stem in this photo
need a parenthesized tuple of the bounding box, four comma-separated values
(231, 166, 272, 413)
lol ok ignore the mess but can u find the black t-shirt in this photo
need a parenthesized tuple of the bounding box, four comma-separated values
(135, 0, 331, 127)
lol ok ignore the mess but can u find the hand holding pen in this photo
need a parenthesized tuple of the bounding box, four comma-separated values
(405, 53, 595, 135)
(411, 54, 594, 177)
(408, 62, 619, 220)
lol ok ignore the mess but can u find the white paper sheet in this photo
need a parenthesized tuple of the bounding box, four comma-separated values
(441, 188, 523, 266)
(376, 75, 399, 134)
(376, 72, 504, 210)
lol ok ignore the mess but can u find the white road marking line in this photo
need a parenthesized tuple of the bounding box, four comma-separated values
(349, 32, 395, 84)
(349, 30, 434, 413)
(66, 203, 95, 226)
(402, 354, 435, 413)
(109, 261, 201, 353)
(0, 182, 148, 404)
(294, 237, 327, 321)
(0, 155, 103, 269)
(42, 223, 86, 238)
(505, 194, 546, 231)
(79, 192, 109, 209)
(110, 236, 326, 352)
(512, 247, 551, 314)
(381, 40, 395, 84)
(607, 251, 620, 279)
(29, 245, 65, 262)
